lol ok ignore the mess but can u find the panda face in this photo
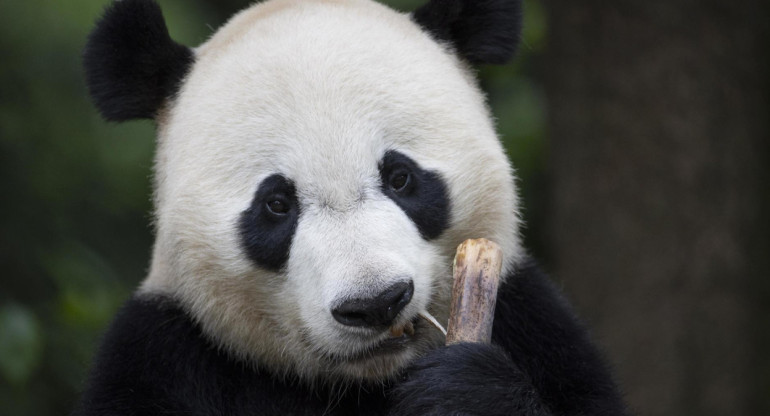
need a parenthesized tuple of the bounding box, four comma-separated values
(134, 0, 523, 381)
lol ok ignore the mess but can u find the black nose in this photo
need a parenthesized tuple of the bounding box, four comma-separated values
(332, 281, 414, 328)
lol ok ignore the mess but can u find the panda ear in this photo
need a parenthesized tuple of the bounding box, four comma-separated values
(83, 0, 194, 122)
(412, 0, 523, 65)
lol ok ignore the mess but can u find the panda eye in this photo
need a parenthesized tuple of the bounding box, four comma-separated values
(389, 171, 411, 193)
(266, 199, 290, 215)
(378, 150, 450, 241)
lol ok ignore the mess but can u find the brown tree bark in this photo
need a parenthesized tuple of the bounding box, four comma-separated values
(544, 1, 770, 415)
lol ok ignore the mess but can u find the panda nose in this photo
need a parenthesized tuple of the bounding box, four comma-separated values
(332, 281, 414, 328)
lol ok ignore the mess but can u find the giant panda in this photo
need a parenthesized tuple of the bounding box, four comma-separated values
(75, 0, 627, 415)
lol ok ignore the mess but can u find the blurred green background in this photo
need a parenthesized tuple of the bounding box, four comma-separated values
(0, 1, 547, 414)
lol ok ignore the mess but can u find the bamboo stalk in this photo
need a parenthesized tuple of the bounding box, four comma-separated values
(445, 238, 503, 344)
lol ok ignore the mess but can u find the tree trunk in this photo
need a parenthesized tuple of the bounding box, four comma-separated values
(544, 1, 770, 415)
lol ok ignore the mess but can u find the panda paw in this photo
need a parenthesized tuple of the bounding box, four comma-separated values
(389, 343, 550, 416)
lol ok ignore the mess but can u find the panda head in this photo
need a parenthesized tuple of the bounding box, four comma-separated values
(85, 0, 524, 382)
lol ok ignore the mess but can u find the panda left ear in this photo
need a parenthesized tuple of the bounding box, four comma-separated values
(412, 0, 523, 65)
(83, 0, 194, 122)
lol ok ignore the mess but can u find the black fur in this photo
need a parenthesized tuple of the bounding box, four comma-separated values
(391, 343, 548, 416)
(491, 261, 627, 415)
(412, 0, 523, 65)
(239, 174, 300, 271)
(83, 0, 194, 121)
(379, 151, 451, 240)
(72, 295, 391, 416)
(74, 260, 627, 415)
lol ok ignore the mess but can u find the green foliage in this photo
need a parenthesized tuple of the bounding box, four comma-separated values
(0, 304, 43, 385)
(0, 1, 547, 415)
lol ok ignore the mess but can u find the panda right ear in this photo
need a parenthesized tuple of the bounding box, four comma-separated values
(412, 0, 523, 65)
(83, 0, 194, 122)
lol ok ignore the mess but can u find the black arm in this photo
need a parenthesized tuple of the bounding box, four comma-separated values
(492, 259, 627, 415)
(391, 259, 627, 416)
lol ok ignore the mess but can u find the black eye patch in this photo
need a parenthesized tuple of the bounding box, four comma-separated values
(238, 174, 300, 271)
(379, 150, 451, 240)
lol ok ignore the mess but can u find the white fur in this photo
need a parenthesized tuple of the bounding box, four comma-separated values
(140, 0, 523, 381)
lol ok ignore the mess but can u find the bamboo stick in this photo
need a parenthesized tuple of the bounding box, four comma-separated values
(445, 238, 503, 344)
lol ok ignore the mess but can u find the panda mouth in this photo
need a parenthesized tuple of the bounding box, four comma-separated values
(324, 310, 447, 366)
(371, 320, 415, 351)
(343, 317, 420, 362)
(388, 320, 416, 338)
(373, 318, 418, 351)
